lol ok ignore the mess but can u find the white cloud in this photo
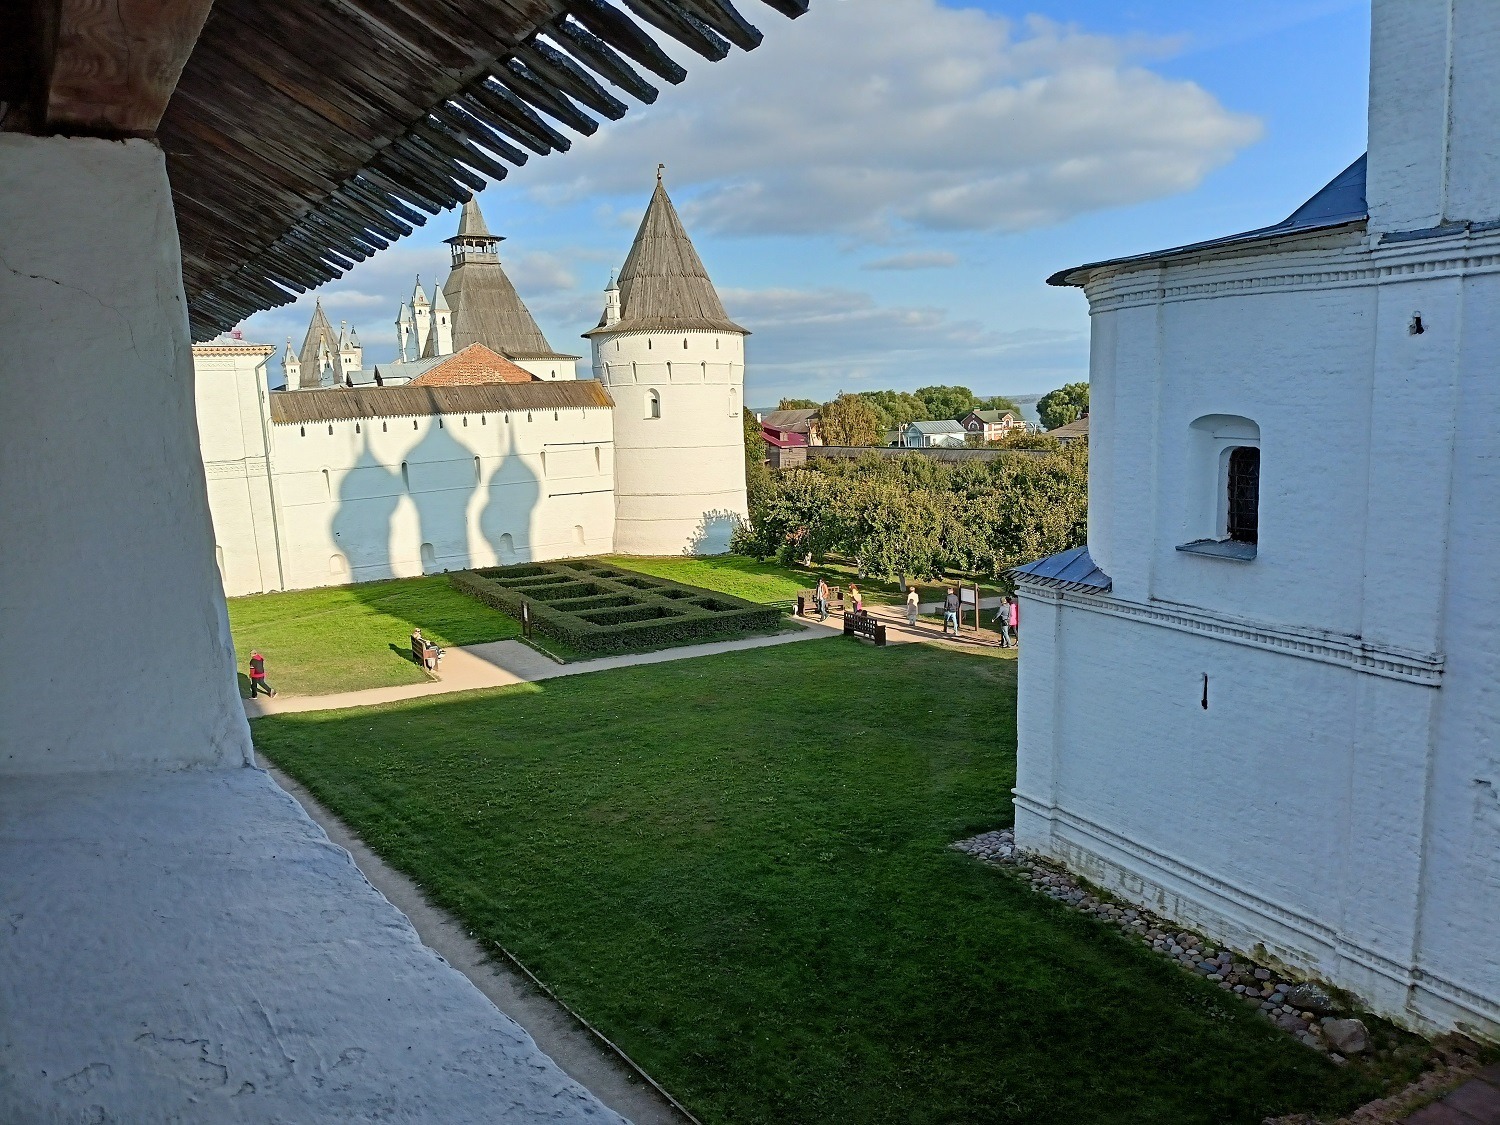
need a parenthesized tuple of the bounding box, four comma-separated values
(519, 0, 1262, 238)
(724, 285, 1087, 403)
(862, 251, 960, 271)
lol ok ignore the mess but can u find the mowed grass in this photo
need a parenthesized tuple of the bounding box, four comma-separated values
(227, 576, 519, 696)
(256, 641, 1377, 1124)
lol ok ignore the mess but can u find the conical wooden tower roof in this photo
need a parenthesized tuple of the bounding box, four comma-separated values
(586, 176, 746, 337)
(296, 299, 339, 388)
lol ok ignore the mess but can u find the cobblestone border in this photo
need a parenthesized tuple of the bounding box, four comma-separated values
(953, 829, 1367, 1060)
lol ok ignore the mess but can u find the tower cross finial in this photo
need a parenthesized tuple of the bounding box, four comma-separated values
(657, 163, 665, 183)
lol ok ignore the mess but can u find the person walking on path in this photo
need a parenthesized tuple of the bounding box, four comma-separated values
(905, 585, 920, 628)
(849, 584, 863, 614)
(996, 596, 1013, 647)
(942, 587, 960, 635)
(247, 651, 277, 698)
(815, 577, 830, 622)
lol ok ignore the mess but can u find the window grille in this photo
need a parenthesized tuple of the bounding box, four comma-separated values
(1227, 446, 1259, 543)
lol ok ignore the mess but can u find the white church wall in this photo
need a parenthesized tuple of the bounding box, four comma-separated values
(0, 134, 251, 774)
(1021, 224, 1500, 1039)
(1014, 591, 1444, 1027)
(595, 330, 748, 555)
(267, 406, 615, 590)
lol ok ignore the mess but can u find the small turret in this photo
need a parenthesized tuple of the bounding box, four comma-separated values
(282, 337, 300, 389)
(429, 286, 453, 357)
(395, 302, 413, 362)
(602, 271, 621, 328)
(411, 277, 432, 359)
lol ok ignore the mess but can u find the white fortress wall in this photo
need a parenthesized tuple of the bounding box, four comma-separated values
(195, 344, 286, 596)
(596, 329, 748, 555)
(269, 404, 615, 589)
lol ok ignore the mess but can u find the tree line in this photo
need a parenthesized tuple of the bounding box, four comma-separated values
(736, 439, 1087, 587)
(776, 380, 1090, 445)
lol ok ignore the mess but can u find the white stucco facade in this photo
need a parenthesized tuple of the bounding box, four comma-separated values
(196, 343, 617, 595)
(592, 328, 748, 555)
(1, 135, 252, 775)
(1015, 0, 1500, 1040)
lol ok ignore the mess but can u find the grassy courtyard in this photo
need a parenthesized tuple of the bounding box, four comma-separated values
(255, 640, 1377, 1124)
(598, 553, 999, 608)
(227, 576, 519, 696)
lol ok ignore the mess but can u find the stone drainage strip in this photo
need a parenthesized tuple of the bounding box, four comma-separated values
(952, 829, 1374, 1062)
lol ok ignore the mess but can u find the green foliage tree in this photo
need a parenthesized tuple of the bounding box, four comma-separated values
(856, 389, 929, 432)
(1038, 382, 1090, 430)
(736, 445, 1088, 586)
(776, 397, 820, 410)
(743, 412, 773, 529)
(819, 392, 885, 447)
(914, 385, 983, 421)
(979, 394, 1021, 415)
(993, 431, 1061, 451)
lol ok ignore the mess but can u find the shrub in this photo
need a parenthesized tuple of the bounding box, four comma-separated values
(451, 561, 784, 654)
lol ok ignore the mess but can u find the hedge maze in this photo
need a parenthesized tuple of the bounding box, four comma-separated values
(450, 560, 785, 655)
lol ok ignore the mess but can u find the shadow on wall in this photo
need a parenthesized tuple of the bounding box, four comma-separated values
(685, 509, 744, 556)
(329, 412, 543, 604)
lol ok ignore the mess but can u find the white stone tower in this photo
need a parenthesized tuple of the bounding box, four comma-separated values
(395, 302, 413, 361)
(410, 278, 431, 358)
(424, 285, 453, 358)
(586, 169, 748, 555)
(281, 337, 300, 388)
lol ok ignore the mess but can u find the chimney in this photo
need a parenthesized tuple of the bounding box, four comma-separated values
(1367, 0, 1500, 234)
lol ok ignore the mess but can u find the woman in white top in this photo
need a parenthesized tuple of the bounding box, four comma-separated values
(905, 586, 920, 627)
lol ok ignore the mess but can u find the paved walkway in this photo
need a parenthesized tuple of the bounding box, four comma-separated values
(1403, 1066, 1500, 1124)
(245, 618, 843, 718)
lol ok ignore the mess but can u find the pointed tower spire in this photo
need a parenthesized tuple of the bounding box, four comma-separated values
(297, 297, 339, 388)
(446, 196, 503, 269)
(282, 336, 301, 389)
(585, 172, 746, 337)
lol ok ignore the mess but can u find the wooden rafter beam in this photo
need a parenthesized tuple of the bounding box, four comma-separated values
(42, 0, 216, 136)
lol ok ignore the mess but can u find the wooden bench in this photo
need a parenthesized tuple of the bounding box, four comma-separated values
(797, 585, 846, 617)
(411, 635, 440, 670)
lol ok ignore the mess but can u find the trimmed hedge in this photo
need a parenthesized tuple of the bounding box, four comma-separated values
(450, 560, 785, 654)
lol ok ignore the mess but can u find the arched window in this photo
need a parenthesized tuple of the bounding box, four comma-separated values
(683, 338, 689, 349)
(322, 468, 330, 497)
(498, 532, 515, 559)
(594, 446, 601, 472)
(573, 524, 586, 546)
(553, 411, 559, 421)
(329, 553, 349, 577)
(462, 416, 468, 427)
(382, 421, 387, 432)
(299, 426, 305, 437)
(474, 456, 481, 484)
(420, 542, 435, 573)
(413, 420, 418, 430)
(327, 424, 333, 435)
(355, 423, 360, 434)
(646, 389, 661, 420)
(647, 338, 652, 350)
(1180, 415, 1260, 559)
(401, 461, 410, 490)
(728, 386, 739, 417)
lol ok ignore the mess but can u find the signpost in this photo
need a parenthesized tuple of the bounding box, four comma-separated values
(959, 584, 979, 631)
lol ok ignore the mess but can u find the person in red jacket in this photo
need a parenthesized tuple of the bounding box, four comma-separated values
(248, 651, 277, 698)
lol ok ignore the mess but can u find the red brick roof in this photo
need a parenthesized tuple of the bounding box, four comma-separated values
(407, 343, 539, 387)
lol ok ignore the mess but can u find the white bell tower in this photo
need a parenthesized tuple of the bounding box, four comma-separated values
(586, 168, 748, 555)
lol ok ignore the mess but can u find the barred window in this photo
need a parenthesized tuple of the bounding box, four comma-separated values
(1226, 446, 1259, 544)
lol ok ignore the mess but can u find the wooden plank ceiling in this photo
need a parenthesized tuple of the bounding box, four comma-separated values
(154, 0, 805, 340)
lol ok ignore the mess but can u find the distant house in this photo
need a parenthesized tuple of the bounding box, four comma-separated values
(1048, 412, 1089, 446)
(960, 409, 1025, 443)
(900, 419, 967, 448)
(759, 407, 821, 468)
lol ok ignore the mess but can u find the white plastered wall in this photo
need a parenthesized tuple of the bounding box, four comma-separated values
(1016, 229, 1500, 1039)
(263, 405, 615, 590)
(592, 329, 748, 555)
(0, 135, 252, 774)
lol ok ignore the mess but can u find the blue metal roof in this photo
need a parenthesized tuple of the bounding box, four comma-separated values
(1010, 545, 1112, 593)
(1048, 154, 1368, 287)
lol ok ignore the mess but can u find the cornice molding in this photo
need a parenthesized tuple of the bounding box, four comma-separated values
(1013, 583, 1444, 685)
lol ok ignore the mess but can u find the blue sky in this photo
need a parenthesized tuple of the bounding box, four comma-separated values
(240, 0, 1370, 404)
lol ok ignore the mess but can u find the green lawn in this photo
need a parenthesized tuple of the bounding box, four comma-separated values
(256, 641, 1377, 1124)
(598, 554, 997, 608)
(227, 576, 520, 696)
